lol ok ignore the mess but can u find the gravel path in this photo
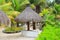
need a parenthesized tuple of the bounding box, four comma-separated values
(0, 28, 35, 40)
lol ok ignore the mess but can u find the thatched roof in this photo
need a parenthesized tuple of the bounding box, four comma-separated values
(0, 11, 10, 26)
(15, 7, 42, 22)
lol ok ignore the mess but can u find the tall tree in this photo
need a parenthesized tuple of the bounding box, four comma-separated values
(29, 0, 46, 14)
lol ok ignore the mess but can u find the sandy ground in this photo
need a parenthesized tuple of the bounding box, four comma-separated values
(0, 28, 35, 40)
(0, 25, 42, 40)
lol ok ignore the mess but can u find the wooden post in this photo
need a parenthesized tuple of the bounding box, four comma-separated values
(27, 22, 30, 31)
(33, 22, 36, 30)
(17, 22, 19, 27)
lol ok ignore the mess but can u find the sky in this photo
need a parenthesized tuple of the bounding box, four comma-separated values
(47, 0, 54, 3)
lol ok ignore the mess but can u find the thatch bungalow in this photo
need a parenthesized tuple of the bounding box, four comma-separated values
(15, 7, 42, 30)
(0, 11, 10, 26)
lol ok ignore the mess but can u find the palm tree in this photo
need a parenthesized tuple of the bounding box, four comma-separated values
(29, 0, 47, 14)
(5, 0, 29, 11)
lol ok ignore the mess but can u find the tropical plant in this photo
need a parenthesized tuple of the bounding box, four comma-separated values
(8, 0, 29, 11)
(54, 3, 60, 14)
(0, 2, 12, 11)
(36, 24, 60, 40)
(36, 4, 60, 40)
(39, 8, 49, 16)
(3, 27, 24, 33)
(6, 11, 20, 26)
(0, 0, 5, 5)
(0, 0, 29, 12)
(29, 0, 47, 13)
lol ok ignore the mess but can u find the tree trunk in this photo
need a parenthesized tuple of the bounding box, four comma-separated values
(27, 22, 30, 31)
(32, 5, 41, 30)
(11, 21, 13, 27)
(33, 22, 36, 30)
(36, 5, 41, 14)
(17, 22, 19, 27)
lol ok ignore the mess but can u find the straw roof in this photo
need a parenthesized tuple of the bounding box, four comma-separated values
(15, 7, 42, 22)
(0, 11, 10, 26)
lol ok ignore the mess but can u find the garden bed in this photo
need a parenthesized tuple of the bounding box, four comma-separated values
(3, 30, 21, 34)
(3, 27, 24, 34)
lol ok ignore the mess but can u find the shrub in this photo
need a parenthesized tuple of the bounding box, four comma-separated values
(36, 24, 60, 40)
(3, 27, 24, 32)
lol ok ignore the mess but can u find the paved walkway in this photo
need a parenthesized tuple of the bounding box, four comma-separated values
(0, 28, 35, 40)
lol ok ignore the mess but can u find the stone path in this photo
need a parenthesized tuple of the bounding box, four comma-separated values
(0, 28, 35, 40)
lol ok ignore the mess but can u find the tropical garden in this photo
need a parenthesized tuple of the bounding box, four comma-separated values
(0, 0, 60, 40)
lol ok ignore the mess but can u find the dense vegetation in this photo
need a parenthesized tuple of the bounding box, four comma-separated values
(36, 24, 60, 40)
(36, 0, 60, 40)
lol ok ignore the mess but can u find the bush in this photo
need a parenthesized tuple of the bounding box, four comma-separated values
(3, 27, 24, 33)
(36, 24, 60, 40)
